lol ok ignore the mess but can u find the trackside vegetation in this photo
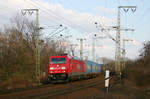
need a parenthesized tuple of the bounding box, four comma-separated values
(0, 15, 66, 89)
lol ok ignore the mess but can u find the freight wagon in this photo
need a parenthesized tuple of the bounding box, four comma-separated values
(48, 54, 101, 82)
(84, 60, 101, 78)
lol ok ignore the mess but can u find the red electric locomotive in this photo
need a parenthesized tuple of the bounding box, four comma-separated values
(48, 54, 85, 82)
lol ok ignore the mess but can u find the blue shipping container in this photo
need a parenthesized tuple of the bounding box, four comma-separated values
(85, 60, 101, 73)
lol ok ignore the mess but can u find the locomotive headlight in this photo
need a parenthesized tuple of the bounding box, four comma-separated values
(61, 67, 66, 69)
(62, 71, 66, 73)
(50, 67, 54, 70)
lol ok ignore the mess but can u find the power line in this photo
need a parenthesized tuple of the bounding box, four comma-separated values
(24, 0, 90, 34)
(48, 27, 67, 39)
(57, 0, 93, 28)
(46, 25, 62, 37)
(61, 0, 83, 12)
(132, 0, 149, 27)
(23, 0, 64, 25)
(134, 6, 150, 28)
(41, 0, 91, 33)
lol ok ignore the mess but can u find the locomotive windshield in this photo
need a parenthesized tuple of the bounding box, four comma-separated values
(51, 58, 66, 64)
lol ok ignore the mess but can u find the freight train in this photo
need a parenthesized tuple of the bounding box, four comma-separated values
(48, 54, 101, 82)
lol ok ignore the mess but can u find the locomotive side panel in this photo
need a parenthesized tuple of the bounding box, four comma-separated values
(68, 58, 86, 80)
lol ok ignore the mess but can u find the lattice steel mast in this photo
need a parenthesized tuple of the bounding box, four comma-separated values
(21, 9, 40, 84)
(115, 6, 136, 76)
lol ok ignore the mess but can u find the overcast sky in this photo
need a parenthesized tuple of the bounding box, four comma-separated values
(0, 0, 150, 61)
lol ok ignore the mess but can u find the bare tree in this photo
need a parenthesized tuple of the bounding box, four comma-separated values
(0, 14, 67, 86)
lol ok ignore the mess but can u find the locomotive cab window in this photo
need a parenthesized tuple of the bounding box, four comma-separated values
(51, 58, 66, 64)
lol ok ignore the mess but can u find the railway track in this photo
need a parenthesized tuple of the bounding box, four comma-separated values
(0, 75, 117, 99)
(26, 80, 107, 99)
(24, 76, 115, 99)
